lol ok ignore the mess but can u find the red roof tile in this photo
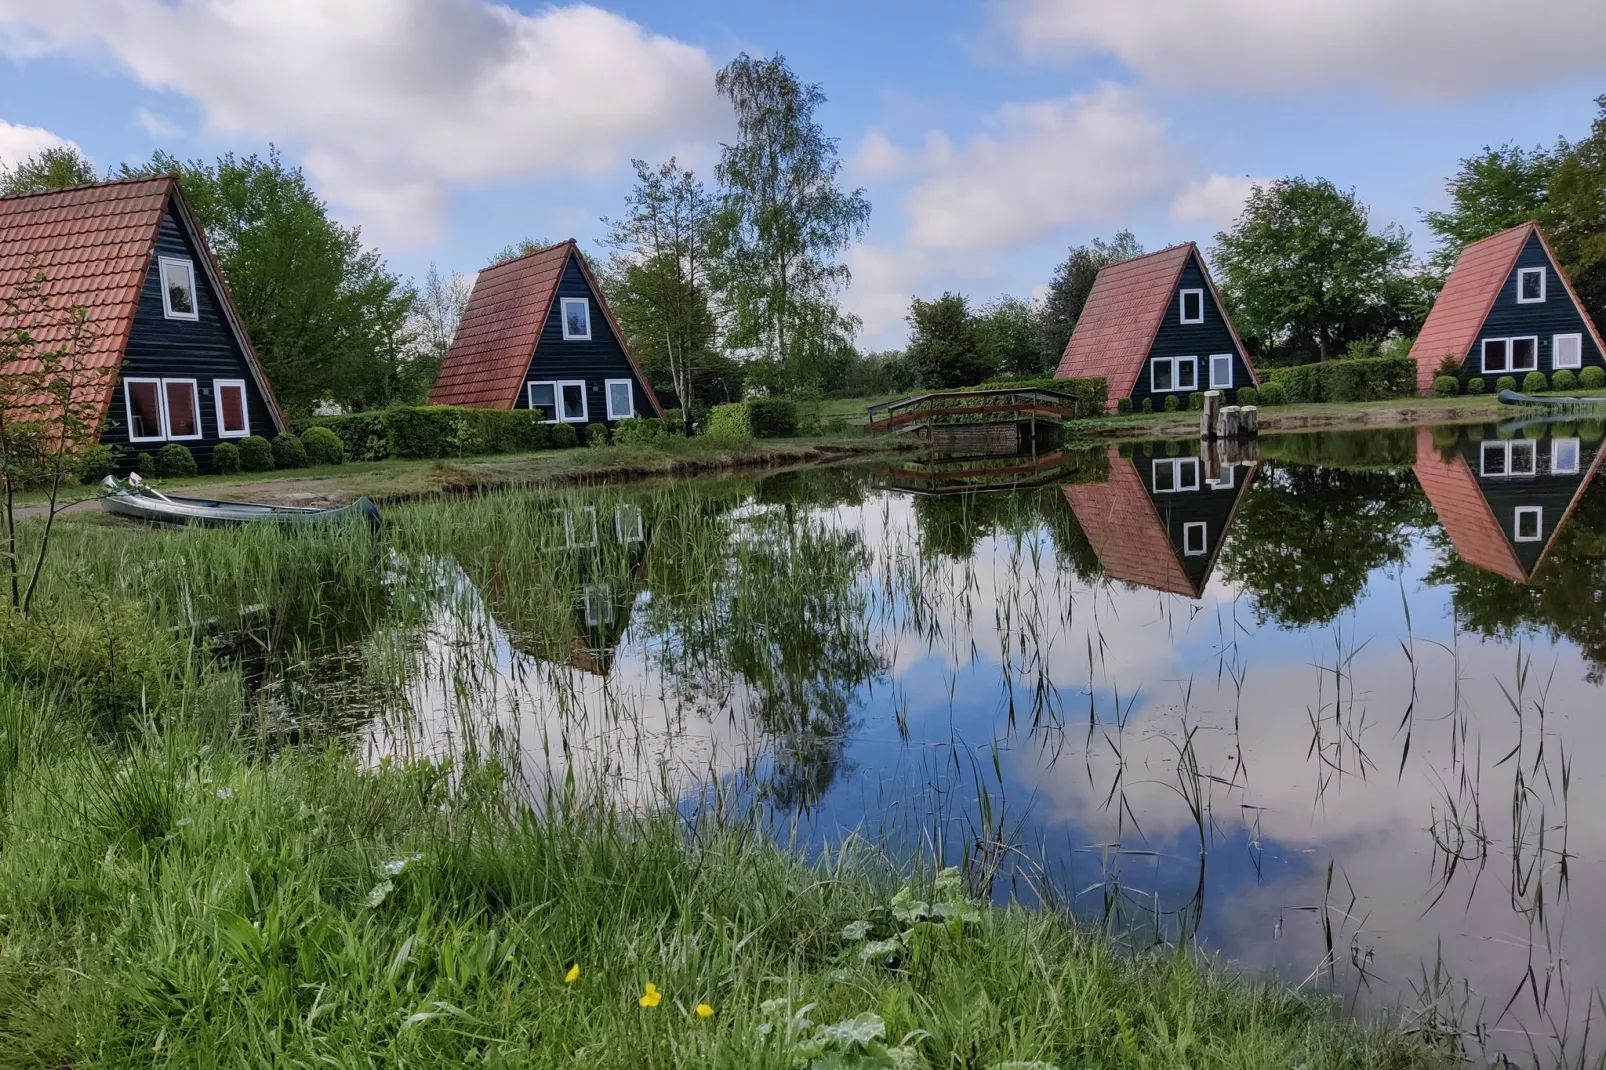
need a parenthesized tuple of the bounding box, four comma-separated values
(1409, 225, 1536, 394)
(1063, 448, 1199, 597)
(1412, 428, 1529, 583)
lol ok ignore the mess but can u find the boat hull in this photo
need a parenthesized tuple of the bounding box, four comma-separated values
(100, 490, 380, 529)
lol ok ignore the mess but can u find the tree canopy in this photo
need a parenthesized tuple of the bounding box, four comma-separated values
(906, 293, 992, 390)
(1037, 231, 1143, 365)
(0, 145, 98, 197)
(1423, 143, 1557, 269)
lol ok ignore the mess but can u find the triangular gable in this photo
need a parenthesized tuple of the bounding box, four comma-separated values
(1063, 446, 1199, 597)
(1411, 428, 1528, 582)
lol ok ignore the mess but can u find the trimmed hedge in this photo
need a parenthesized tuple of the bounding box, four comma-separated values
(1522, 371, 1549, 394)
(1257, 381, 1287, 406)
(585, 422, 610, 448)
(300, 426, 345, 466)
(1263, 356, 1415, 403)
(704, 402, 753, 440)
(153, 443, 197, 478)
(1236, 387, 1258, 406)
(1116, 397, 1132, 414)
(1552, 369, 1578, 392)
(238, 436, 274, 472)
(549, 423, 578, 449)
(978, 374, 1107, 416)
(612, 417, 663, 446)
(1433, 375, 1459, 397)
(748, 399, 798, 438)
(1188, 392, 1204, 411)
(1582, 366, 1606, 389)
(1467, 378, 1486, 394)
(273, 433, 308, 469)
(1163, 394, 1179, 412)
(1497, 376, 1517, 393)
(304, 405, 551, 462)
(212, 442, 241, 474)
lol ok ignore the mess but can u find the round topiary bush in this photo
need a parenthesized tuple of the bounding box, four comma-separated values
(585, 422, 610, 448)
(73, 444, 114, 484)
(238, 435, 274, 472)
(1551, 369, 1578, 392)
(1580, 366, 1606, 390)
(153, 443, 197, 478)
(1163, 394, 1180, 412)
(1579, 419, 1606, 443)
(1116, 397, 1133, 415)
(1237, 387, 1259, 406)
(1467, 377, 1485, 395)
(272, 433, 308, 469)
(1188, 392, 1204, 411)
(135, 452, 155, 474)
(1141, 398, 1153, 414)
(1257, 381, 1287, 406)
(1522, 371, 1549, 394)
(1433, 375, 1459, 397)
(1496, 376, 1518, 394)
(549, 422, 578, 448)
(212, 441, 241, 474)
(300, 425, 345, 466)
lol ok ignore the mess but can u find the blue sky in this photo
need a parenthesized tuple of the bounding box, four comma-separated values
(1, 0, 1602, 347)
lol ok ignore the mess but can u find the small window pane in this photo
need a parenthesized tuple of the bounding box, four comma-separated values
(1177, 359, 1197, 391)
(1520, 269, 1544, 302)
(1515, 507, 1542, 542)
(161, 259, 196, 317)
(1153, 460, 1176, 492)
(1210, 355, 1234, 389)
(560, 382, 586, 421)
(1552, 438, 1580, 475)
(607, 380, 633, 419)
(164, 381, 198, 438)
(1512, 338, 1537, 372)
(615, 505, 644, 543)
(1510, 440, 1536, 476)
(1183, 522, 1207, 556)
(562, 299, 590, 339)
(1481, 442, 1507, 476)
(1554, 334, 1582, 370)
(1483, 339, 1509, 373)
(127, 381, 162, 439)
(583, 583, 614, 627)
(528, 382, 556, 419)
(1153, 359, 1173, 392)
(217, 382, 247, 435)
(1181, 290, 1203, 323)
(1177, 458, 1200, 491)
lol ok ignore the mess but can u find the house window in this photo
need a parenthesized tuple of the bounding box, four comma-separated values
(559, 381, 588, 422)
(1517, 267, 1545, 304)
(1179, 289, 1204, 324)
(1514, 506, 1543, 542)
(1209, 354, 1234, 390)
(1182, 522, 1208, 556)
(527, 382, 556, 421)
(605, 379, 635, 420)
(124, 379, 165, 441)
(162, 380, 201, 440)
(1552, 437, 1581, 476)
(561, 297, 591, 340)
(1150, 356, 1197, 393)
(159, 257, 198, 320)
(1482, 337, 1538, 375)
(529, 380, 587, 422)
(213, 379, 249, 437)
(582, 583, 614, 627)
(562, 506, 599, 549)
(1481, 439, 1536, 478)
(1153, 457, 1201, 493)
(1554, 334, 1583, 370)
(1207, 464, 1236, 490)
(615, 504, 644, 543)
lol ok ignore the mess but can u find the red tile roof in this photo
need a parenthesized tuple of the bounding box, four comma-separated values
(1411, 428, 1528, 582)
(0, 176, 285, 435)
(1054, 244, 1253, 411)
(1063, 448, 1199, 597)
(1410, 225, 1535, 394)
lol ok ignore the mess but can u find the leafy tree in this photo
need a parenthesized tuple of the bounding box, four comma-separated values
(118, 150, 413, 414)
(838, 349, 917, 398)
(398, 263, 471, 404)
(0, 145, 98, 196)
(1546, 96, 1606, 330)
(906, 293, 991, 390)
(976, 296, 1045, 378)
(1037, 231, 1143, 365)
(713, 53, 871, 394)
(1423, 143, 1557, 268)
(1213, 178, 1423, 363)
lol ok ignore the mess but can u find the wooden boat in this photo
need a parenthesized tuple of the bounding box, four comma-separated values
(1498, 389, 1606, 409)
(98, 476, 380, 529)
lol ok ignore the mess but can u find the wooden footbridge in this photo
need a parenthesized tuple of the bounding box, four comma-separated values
(867, 387, 1079, 454)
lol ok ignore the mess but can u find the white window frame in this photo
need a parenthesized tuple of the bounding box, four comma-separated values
(1553, 333, 1583, 371)
(1482, 336, 1539, 375)
(1182, 522, 1208, 557)
(158, 256, 199, 321)
(1150, 355, 1198, 393)
(1517, 267, 1546, 305)
(527, 381, 558, 423)
(1551, 437, 1581, 476)
(1179, 288, 1204, 325)
(123, 377, 168, 442)
(160, 378, 203, 442)
(1207, 464, 1236, 490)
(562, 506, 599, 549)
(1513, 506, 1543, 543)
(1153, 457, 1201, 493)
(560, 297, 591, 341)
(212, 378, 249, 438)
(614, 504, 644, 543)
(604, 378, 635, 421)
(582, 582, 614, 627)
(1208, 354, 1235, 390)
(1481, 439, 1537, 478)
(532, 379, 588, 423)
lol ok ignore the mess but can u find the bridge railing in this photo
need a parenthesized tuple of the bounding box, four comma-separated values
(866, 387, 1079, 431)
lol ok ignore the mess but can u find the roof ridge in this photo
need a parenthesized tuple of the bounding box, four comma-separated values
(1100, 241, 1195, 270)
(0, 173, 176, 205)
(484, 238, 576, 272)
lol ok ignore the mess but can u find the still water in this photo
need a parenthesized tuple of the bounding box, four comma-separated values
(249, 421, 1606, 1063)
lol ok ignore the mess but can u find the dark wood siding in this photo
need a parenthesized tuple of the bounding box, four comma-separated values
(512, 258, 659, 421)
(1132, 254, 1254, 411)
(1143, 456, 1254, 592)
(1461, 232, 1606, 380)
(103, 207, 278, 468)
(1461, 433, 1602, 574)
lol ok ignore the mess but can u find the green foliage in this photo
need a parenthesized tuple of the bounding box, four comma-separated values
(1188, 391, 1204, 410)
(382, 406, 463, 460)
(1257, 381, 1288, 406)
(705, 402, 754, 440)
(299, 426, 345, 467)
(152, 443, 198, 478)
(747, 398, 799, 438)
(1237, 386, 1259, 406)
(1263, 356, 1416, 403)
(1424, 143, 1557, 269)
(585, 422, 611, 448)
(907, 292, 992, 388)
(1580, 365, 1606, 389)
(210, 442, 240, 474)
(978, 375, 1107, 416)
(1116, 397, 1132, 414)
(1496, 376, 1517, 393)
(610, 417, 663, 446)
(1163, 394, 1180, 412)
(0, 145, 98, 196)
(1433, 375, 1460, 397)
(271, 433, 307, 469)
(974, 295, 1046, 377)
(1038, 231, 1143, 363)
(1140, 397, 1153, 413)
(306, 407, 547, 462)
(549, 422, 579, 449)
(134, 452, 155, 474)
(72, 445, 114, 484)
(1522, 371, 1550, 394)
(1537, 96, 1606, 330)
(1581, 419, 1606, 441)
(1552, 369, 1578, 392)
(1467, 377, 1486, 394)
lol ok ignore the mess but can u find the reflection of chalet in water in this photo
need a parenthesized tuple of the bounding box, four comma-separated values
(1413, 427, 1604, 583)
(1062, 445, 1258, 597)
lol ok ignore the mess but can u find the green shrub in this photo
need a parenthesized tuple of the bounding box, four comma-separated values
(211, 441, 240, 474)
(385, 406, 466, 459)
(1264, 356, 1415, 403)
(308, 412, 389, 461)
(153, 443, 197, 478)
(1521, 371, 1549, 394)
(1257, 381, 1287, 406)
(73, 444, 114, 484)
(1433, 375, 1459, 397)
(978, 374, 1108, 416)
(610, 417, 663, 446)
(1580, 419, 1606, 442)
(747, 398, 799, 438)
(661, 408, 686, 434)
(549, 422, 578, 449)
(1116, 397, 1133, 414)
(1117, 442, 1135, 459)
(1187, 392, 1204, 411)
(1141, 398, 1153, 414)
(134, 452, 154, 474)
(1580, 366, 1606, 389)
(1236, 387, 1259, 406)
(238, 435, 274, 471)
(300, 426, 344, 467)
(1496, 376, 1517, 393)
(1163, 394, 1179, 412)
(272, 433, 307, 469)
(1551, 369, 1578, 392)
(585, 422, 610, 448)
(1467, 377, 1485, 394)
(797, 410, 822, 435)
(1434, 353, 1463, 380)
(705, 402, 753, 440)
(458, 408, 544, 455)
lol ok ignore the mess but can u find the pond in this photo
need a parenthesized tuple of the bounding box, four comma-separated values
(238, 419, 1606, 1063)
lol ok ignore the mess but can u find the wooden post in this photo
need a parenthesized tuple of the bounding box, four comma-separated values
(1239, 405, 1258, 438)
(1217, 405, 1240, 441)
(1200, 391, 1222, 439)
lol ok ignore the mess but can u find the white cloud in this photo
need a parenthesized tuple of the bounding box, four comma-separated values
(1170, 173, 1267, 229)
(0, 119, 73, 168)
(0, 0, 722, 245)
(133, 106, 183, 139)
(1004, 0, 1606, 97)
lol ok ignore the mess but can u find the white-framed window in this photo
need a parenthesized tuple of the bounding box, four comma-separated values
(614, 504, 644, 543)
(1481, 439, 1537, 478)
(1551, 437, 1581, 476)
(1152, 457, 1201, 493)
(1182, 522, 1208, 557)
(529, 380, 587, 422)
(560, 297, 591, 340)
(562, 506, 599, 549)
(159, 257, 198, 321)
(1208, 354, 1234, 390)
(1482, 337, 1539, 375)
(1554, 333, 1583, 370)
(1517, 267, 1546, 304)
(213, 379, 249, 438)
(1150, 355, 1198, 393)
(604, 378, 635, 421)
(162, 379, 202, 440)
(1514, 506, 1543, 542)
(582, 583, 614, 627)
(1207, 464, 1236, 490)
(1179, 289, 1204, 324)
(124, 376, 203, 442)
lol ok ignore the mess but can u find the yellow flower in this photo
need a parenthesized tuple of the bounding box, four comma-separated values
(564, 962, 580, 984)
(695, 1003, 714, 1018)
(506, 953, 515, 964)
(639, 982, 661, 1008)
